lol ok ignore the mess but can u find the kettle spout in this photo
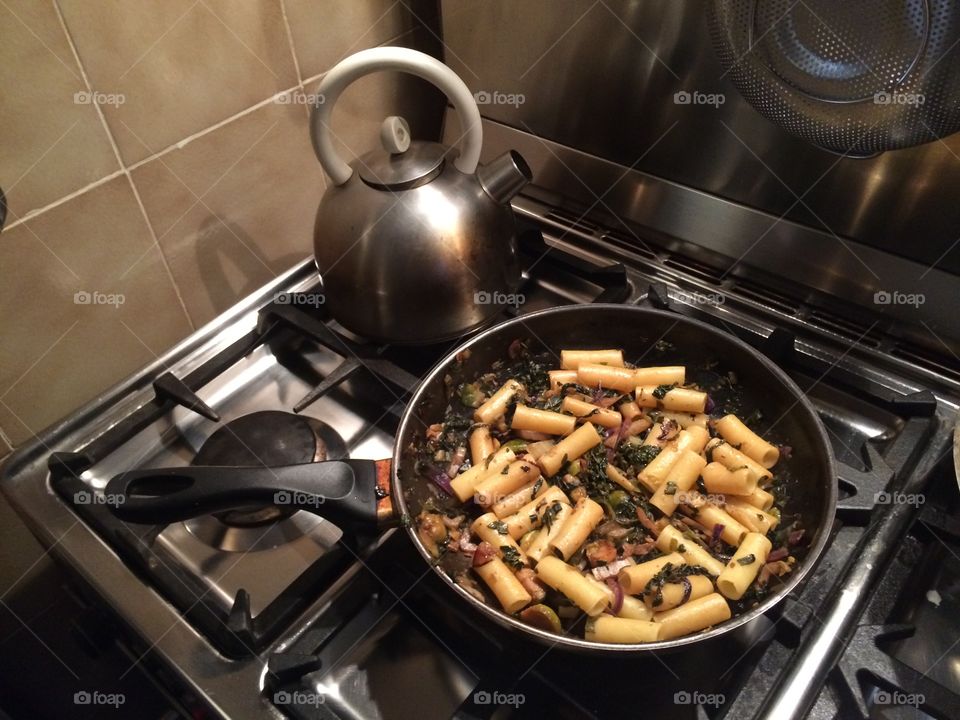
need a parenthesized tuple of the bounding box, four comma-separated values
(477, 151, 532, 204)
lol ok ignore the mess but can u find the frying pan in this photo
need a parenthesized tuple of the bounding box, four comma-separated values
(105, 304, 837, 652)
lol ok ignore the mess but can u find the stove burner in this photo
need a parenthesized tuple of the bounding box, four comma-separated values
(188, 410, 348, 538)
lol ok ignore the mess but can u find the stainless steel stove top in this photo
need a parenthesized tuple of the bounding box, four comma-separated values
(2, 198, 959, 720)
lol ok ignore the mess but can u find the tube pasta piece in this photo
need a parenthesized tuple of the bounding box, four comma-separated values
(642, 422, 665, 447)
(525, 503, 574, 562)
(548, 369, 578, 390)
(449, 447, 516, 502)
(469, 426, 497, 466)
(536, 556, 609, 616)
(618, 400, 643, 422)
(538, 422, 603, 478)
(503, 486, 571, 539)
(717, 532, 772, 600)
(618, 552, 685, 594)
(560, 349, 624, 370)
(633, 366, 685, 386)
(723, 498, 779, 535)
(473, 556, 532, 613)
(471, 513, 529, 565)
(561, 396, 622, 428)
(701, 462, 758, 496)
(654, 593, 732, 640)
(474, 379, 523, 424)
(549, 497, 605, 560)
(474, 460, 541, 507)
(511, 404, 577, 436)
(577, 363, 637, 392)
(588, 576, 654, 620)
(585, 615, 661, 643)
(715, 414, 780, 468)
(674, 425, 710, 454)
(706, 438, 772, 483)
(655, 525, 726, 577)
(659, 410, 708, 428)
(742, 486, 775, 511)
(687, 500, 749, 546)
(637, 446, 681, 492)
(492, 479, 550, 518)
(643, 574, 714, 612)
(606, 464, 640, 493)
(636, 386, 708, 413)
(649, 450, 708, 516)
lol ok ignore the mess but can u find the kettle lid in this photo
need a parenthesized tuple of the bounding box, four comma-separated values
(358, 116, 447, 189)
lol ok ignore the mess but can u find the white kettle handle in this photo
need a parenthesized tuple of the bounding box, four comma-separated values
(310, 47, 482, 186)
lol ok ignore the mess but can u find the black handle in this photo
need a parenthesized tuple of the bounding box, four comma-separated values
(105, 459, 391, 529)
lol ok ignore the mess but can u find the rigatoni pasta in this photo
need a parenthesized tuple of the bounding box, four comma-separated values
(413, 342, 800, 645)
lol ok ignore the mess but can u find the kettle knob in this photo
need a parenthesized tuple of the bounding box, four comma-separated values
(380, 116, 411, 154)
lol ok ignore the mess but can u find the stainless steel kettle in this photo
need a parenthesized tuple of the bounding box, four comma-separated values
(309, 47, 531, 344)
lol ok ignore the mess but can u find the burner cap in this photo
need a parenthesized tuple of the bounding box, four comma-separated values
(191, 411, 348, 528)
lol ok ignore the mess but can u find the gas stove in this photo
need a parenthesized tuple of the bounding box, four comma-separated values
(3, 197, 959, 720)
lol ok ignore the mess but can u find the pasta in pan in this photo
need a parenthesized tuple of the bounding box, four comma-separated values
(413, 341, 803, 644)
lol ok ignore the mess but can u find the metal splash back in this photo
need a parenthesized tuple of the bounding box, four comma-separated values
(437, 0, 960, 353)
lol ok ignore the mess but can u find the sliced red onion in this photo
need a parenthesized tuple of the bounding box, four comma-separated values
(591, 558, 634, 580)
(591, 386, 605, 404)
(709, 523, 724, 547)
(605, 577, 624, 615)
(472, 542, 497, 567)
(508, 338, 524, 360)
(788, 528, 806, 546)
(430, 469, 454, 495)
(779, 444, 793, 459)
(459, 533, 477, 555)
(446, 446, 467, 478)
(767, 547, 789, 562)
(705, 395, 716, 413)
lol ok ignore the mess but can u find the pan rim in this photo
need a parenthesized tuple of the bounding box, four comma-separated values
(392, 303, 838, 653)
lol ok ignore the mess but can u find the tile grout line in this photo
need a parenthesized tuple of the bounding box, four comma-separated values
(3, 18, 425, 235)
(51, 0, 195, 330)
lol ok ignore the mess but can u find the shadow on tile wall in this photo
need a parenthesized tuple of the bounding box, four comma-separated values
(0, 0, 445, 451)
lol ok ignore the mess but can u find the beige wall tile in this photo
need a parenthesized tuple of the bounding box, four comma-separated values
(284, 0, 440, 80)
(0, 177, 192, 446)
(57, 0, 299, 165)
(0, 0, 118, 219)
(131, 101, 326, 326)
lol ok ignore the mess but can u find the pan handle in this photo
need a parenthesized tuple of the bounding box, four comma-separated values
(104, 459, 395, 529)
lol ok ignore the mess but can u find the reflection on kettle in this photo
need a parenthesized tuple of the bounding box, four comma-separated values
(308, 47, 532, 344)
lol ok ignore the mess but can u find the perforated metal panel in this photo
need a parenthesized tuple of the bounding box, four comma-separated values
(709, 0, 960, 154)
